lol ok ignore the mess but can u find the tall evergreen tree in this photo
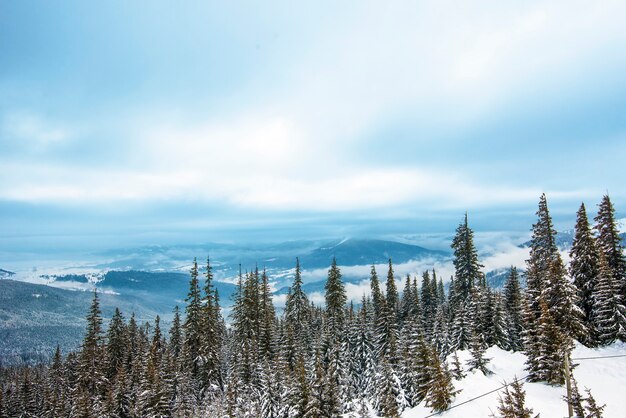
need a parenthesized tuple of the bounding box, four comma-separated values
(386, 259, 399, 317)
(325, 257, 347, 338)
(593, 252, 626, 344)
(595, 194, 626, 300)
(200, 255, 223, 392)
(106, 307, 127, 379)
(570, 203, 601, 345)
(526, 194, 560, 319)
(259, 268, 275, 360)
(169, 306, 182, 358)
(424, 350, 456, 413)
(78, 289, 107, 404)
(370, 265, 384, 321)
(451, 213, 483, 303)
(182, 258, 203, 381)
(503, 267, 524, 351)
(285, 258, 311, 355)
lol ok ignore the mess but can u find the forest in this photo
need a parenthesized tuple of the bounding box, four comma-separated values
(0, 193, 624, 417)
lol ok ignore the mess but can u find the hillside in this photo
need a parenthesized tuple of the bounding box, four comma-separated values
(0, 279, 162, 364)
(402, 342, 626, 418)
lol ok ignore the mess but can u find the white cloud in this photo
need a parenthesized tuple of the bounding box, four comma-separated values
(1, 1, 624, 213)
(2, 112, 72, 147)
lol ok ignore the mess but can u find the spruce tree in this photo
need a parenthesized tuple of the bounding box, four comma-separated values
(425, 349, 456, 413)
(182, 258, 203, 381)
(78, 289, 106, 404)
(451, 213, 483, 303)
(526, 193, 560, 319)
(491, 378, 535, 418)
(594, 194, 626, 300)
(285, 258, 311, 355)
(369, 265, 384, 322)
(400, 274, 416, 324)
(450, 351, 465, 381)
(200, 256, 223, 391)
(583, 388, 605, 418)
(466, 331, 492, 375)
(259, 268, 275, 360)
(106, 307, 127, 379)
(593, 252, 626, 344)
(534, 300, 572, 385)
(503, 267, 524, 351)
(374, 358, 401, 418)
(169, 306, 182, 358)
(386, 259, 399, 318)
(325, 257, 347, 338)
(570, 203, 601, 345)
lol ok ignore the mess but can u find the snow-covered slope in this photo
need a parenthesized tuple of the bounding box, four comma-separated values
(401, 343, 626, 418)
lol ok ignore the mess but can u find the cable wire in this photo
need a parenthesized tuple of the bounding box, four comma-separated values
(421, 352, 626, 417)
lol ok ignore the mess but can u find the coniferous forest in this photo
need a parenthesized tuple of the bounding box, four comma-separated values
(1, 193, 625, 418)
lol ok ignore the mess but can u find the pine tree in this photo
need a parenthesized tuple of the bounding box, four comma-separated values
(182, 258, 203, 381)
(106, 307, 127, 379)
(593, 251, 626, 344)
(290, 354, 310, 418)
(200, 256, 223, 392)
(503, 267, 524, 351)
(466, 331, 492, 375)
(386, 259, 399, 318)
(421, 270, 436, 340)
(347, 305, 376, 400)
(491, 292, 509, 350)
(450, 302, 470, 351)
(542, 257, 586, 340)
(526, 194, 560, 319)
(533, 299, 572, 385)
(370, 265, 384, 322)
(285, 258, 311, 356)
(107, 365, 132, 418)
(594, 195, 626, 301)
(259, 268, 275, 360)
(425, 349, 456, 413)
(325, 257, 347, 338)
(78, 289, 107, 405)
(259, 359, 281, 418)
(306, 350, 325, 418)
(374, 358, 401, 418)
(451, 213, 484, 303)
(583, 388, 605, 418)
(491, 378, 535, 418)
(450, 351, 465, 380)
(140, 316, 171, 418)
(169, 306, 182, 358)
(570, 203, 601, 345)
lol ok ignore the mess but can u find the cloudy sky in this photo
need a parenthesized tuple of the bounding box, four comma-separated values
(1, 0, 625, 251)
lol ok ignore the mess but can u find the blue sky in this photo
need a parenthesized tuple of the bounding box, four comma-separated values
(1, 0, 626, 250)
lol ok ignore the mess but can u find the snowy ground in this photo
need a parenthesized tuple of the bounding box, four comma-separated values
(400, 342, 626, 418)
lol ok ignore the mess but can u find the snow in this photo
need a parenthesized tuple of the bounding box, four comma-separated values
(399, 342, 626, 418)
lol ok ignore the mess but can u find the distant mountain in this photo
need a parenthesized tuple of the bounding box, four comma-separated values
(295, 238, 445, 269)
(0, 279, 161, 365)
(86, 238, 447, 276)
(0, 271, 238, 364)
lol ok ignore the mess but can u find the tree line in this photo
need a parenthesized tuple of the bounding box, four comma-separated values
(0, 194, 624, 417)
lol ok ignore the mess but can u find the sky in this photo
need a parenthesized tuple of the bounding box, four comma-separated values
(1, 0, 626, 252)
